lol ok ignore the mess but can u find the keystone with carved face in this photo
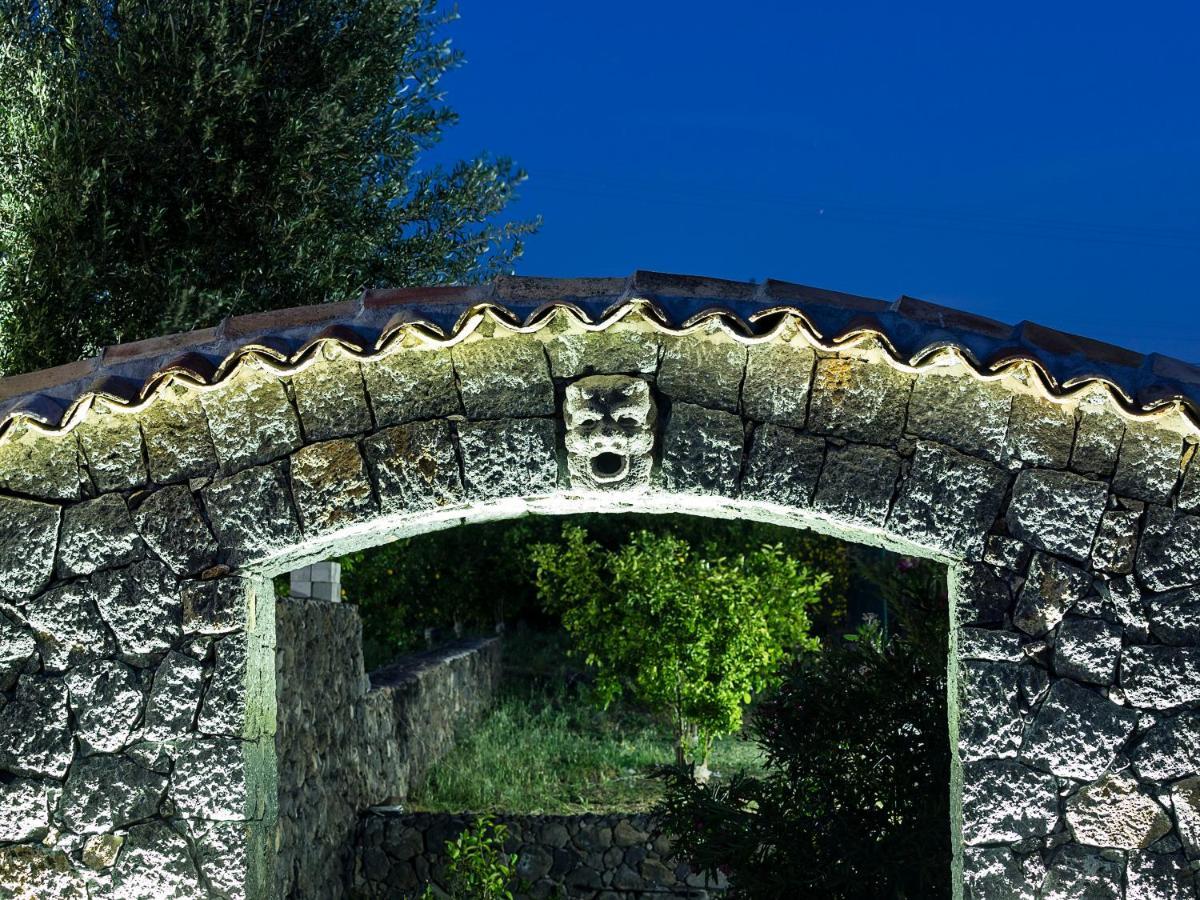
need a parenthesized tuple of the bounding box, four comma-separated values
(563, 375, 657, 490)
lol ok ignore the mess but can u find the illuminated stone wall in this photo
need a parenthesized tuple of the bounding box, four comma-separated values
(273, 605, 499, 900)
(353, 811, 728, 898)
(0, 297, 1198, 898)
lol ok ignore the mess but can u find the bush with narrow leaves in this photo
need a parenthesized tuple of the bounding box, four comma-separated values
(653, 557, 951, 899)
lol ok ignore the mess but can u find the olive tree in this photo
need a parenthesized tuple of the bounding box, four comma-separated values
(0, 0, 535, 373)
(530, 524, 828, 774)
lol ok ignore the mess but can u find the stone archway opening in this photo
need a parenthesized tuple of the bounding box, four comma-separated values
(274, 505, 954, 899)
(1, 272, 1198, 900)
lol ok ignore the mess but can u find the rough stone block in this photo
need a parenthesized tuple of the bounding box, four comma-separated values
(1020, 679, 1137, 780)
(1071, 400, 1124, 477)
(952, 563, 1014, 627)
(0, 423, 82, 500)
(959, 627, 1022, 662)
(452, 334, 554, 419)
(113, 822, 208, 898)
(1126, 850, 1195, 900)
(739, 424, 823, 508)
(137, 383, 220, 482)
(82, 832, 124, 869)
(291, 351, 373, 442)
(1040, 845, 1124, 900)
(143, 651, 205, 742)
(56, 493, 146, 578)
(22, 578, 117, 671)
(182, 578, 246, 635)
(64, 658, 145, 754)
(1091, 504, 1142, 574)
(365, 421, 465, 515)
(1065, 772, 1172, 850)
(134, 484, 219, 576)
(200, 362, 303, 472)
(889, 441, 1009, 558)
(1113, 421, 1183, 503)
(290, 439, 378, 536)
(76, 407, 147, 491)
(983, 535, 1032, 572)
(963, 847, 1040, 900)
(0, 675, 73, 778)
(740, 339, 816, 427)
(189, 819, 259, 898)
(961, 760, 1058, 845)
(906, 372, 1012, 461)
(58, 754, 167, 834)
(0, 495, 61, 601)
(1006, 468, 1108, 562)
(197, 631, 256, 738)
(0, 846, 87, 899)
(959, 660, 1039, 761)
(1013, 552, 1092, 637)
(361, 343, 461, 426)
(658, 333, 747, 414)
(1096, 574, 1150, 642)
(1054, 617, 1122, 685)
(203, 462, 302, 565)
(539, 315, 661, 379)
(457, 418, 558, 500)
(1138, 506, 1200, 592)
(1005, 394, 1076, 469)
(661, 402, 743, 496)
(92, 561, 182, 662)
(171, 736, 266, 821)
(1149, 589, 1200, 646)
(812, 443, 900, 528)
(807, 354, 913, 444)
(1120, 645, 1200, 710)
(1131, 710, 1200, 783)
(0, 609, 37, 692)
(1171, 775, 1200, 858)
(1179, 449, 1200, 514)
(0, 778, 51, 842)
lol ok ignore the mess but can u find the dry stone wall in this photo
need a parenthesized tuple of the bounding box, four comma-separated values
(352, 811, 727, 900)
(274, 599, 499, 900)
(0, 301, 1198, 898)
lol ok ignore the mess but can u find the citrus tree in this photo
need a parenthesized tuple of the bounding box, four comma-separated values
(530, 524, 828, 773)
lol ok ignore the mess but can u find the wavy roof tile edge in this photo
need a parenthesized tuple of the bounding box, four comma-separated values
(2, 270, 1199, 438)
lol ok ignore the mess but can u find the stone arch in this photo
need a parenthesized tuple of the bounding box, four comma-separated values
(1, 273, 1198, 898)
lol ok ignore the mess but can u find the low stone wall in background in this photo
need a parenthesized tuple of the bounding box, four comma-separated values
(275, 599, 501, 899)
(353, 810, 729, 899)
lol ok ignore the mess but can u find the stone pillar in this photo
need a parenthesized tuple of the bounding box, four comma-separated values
(288, 561, 342, 602)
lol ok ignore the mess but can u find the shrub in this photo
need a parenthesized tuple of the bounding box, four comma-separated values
(421, 816, 521, 900)
(653, 557, 951, 899)
(530, 524, 829, 771)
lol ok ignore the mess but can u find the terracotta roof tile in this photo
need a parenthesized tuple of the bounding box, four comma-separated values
(892, 296, 1014, 340)
(0, 357, 98, 403)
(0, 271, 1195, 435)
(361, 285, 479, 310)
(1016, 321, 1144, 370)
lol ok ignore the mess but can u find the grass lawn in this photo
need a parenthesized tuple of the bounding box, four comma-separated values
(407, 628, 765, 814)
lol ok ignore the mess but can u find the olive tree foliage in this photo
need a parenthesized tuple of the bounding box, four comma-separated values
(530, 524, 829, 771)
(0, 0, 536, 373)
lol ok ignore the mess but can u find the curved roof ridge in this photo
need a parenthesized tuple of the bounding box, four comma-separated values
(2, 270, 1198, 436)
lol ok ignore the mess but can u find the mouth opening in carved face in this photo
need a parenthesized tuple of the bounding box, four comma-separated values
(590, 451, 628, 482)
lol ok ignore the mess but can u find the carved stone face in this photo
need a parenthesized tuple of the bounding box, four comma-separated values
(564, 375, 657, 490)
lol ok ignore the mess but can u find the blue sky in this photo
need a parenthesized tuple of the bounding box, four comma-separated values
(430, 2, 1200, 362)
